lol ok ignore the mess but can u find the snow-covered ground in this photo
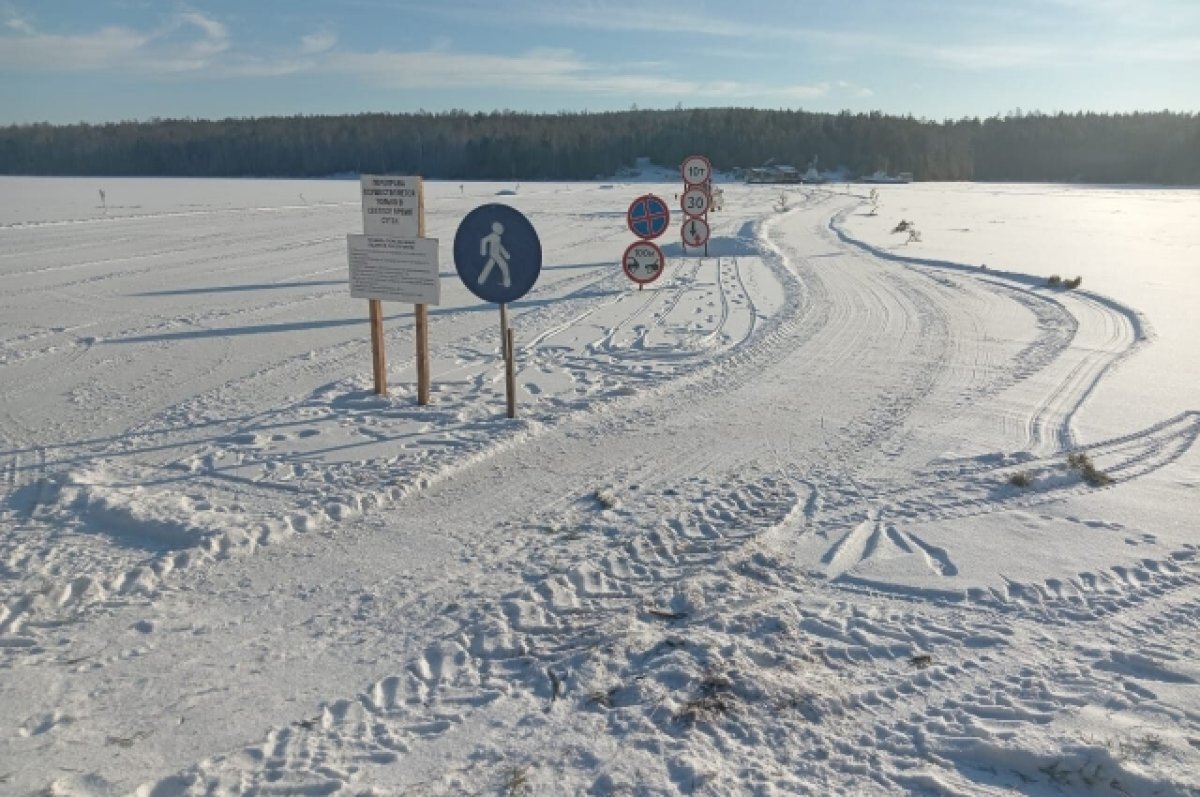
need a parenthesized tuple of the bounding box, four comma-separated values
(1, 176, 1197, 796)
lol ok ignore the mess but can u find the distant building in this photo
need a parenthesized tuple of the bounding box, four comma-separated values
(746, 164, 802, 184)
(859, 171, 914, 184)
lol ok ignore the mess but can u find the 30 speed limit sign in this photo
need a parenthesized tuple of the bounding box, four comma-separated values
(623, 240, 665, 285)
(681, 154, 712, 186)
(681, 187, 710, 217)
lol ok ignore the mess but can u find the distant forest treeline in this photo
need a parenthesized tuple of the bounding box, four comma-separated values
(2, 108, 1198, 183)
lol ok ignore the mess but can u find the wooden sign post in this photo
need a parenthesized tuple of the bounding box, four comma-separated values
(499, 303, 509, 356)
(415, 187, 431, 405)
(505, 327, 517, 419)
(350, 175, 439, 400)
(369, 298, 386, 394)
(499, 303, 516, 417)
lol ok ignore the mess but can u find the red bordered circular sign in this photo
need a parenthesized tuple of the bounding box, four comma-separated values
(622, 240, 666, 285)
(681, 186, 710, 217)
(681, 216, 710, 248)
(626, 194, 671, 240)
(681, 154, 712, 186)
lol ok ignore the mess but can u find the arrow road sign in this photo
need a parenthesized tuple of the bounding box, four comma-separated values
(627, 194, 671, 240)
(681, 155, 712, 186)
(623, 240, 665, 285)
(453, 204, 542, 304)
(682, 217, 710, 248)
(681, 187, 710, 218)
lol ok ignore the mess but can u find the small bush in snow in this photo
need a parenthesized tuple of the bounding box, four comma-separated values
(1007, 471, 1034, 488)
(1067, 452, 1113, 486)
(891, 220, 912, 234)
(1064, 276, 1082, 289)
(675, 672, 735, 725)
(503, 765, 532, 796)
(593, 488, 620, 510)
(1047, 274, 1063, 287)
(1112, 732, 1167, 760)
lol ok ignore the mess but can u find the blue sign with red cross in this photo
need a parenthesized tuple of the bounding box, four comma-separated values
(627, 194, 671, 240)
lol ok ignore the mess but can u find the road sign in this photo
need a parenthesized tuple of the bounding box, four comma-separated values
(681, 155, 712, 187)
(681, 216, 710, 248)
(681, 187, 710, 218)
(623, 241, 665, 285)
(627, 194, 671, 240)
(453, 204, 542, 304)
(348, 235, 441, 305)
(361, 175, 420, 237)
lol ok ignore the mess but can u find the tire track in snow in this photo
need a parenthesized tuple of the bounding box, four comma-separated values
(829, 207, 1151, 457)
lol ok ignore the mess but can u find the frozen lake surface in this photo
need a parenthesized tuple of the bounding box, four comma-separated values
(1, 176, 1198, 795)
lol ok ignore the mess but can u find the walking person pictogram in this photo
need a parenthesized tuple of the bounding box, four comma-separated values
(454, 203, 541, 305)
(478, 222, 511, 288)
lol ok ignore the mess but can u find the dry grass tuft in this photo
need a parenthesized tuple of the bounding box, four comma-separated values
(1067, 452, 1114, 486)
(674, 673, 735, 725)
(1007, 471, 1034, 488)
(503, 765, 532, 796)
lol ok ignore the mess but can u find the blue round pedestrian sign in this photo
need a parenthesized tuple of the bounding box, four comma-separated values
(627, 194, 671, 240)
(453, 204, 542, 304)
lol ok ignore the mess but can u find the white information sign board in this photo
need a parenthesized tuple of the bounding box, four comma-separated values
(361, 175, 421, 237)
(348, 235, 441, 305)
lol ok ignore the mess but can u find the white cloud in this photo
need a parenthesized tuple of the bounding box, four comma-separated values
(914, 36, 1200, 70)
(0, 7, 888, 107)
(325, 46, 822, 100)
(0, 10, 233, 72)
(174, 11, 227, 47)
(772, 82, 831, 100)
(0, 11, 329, 76)
(0, 10, 877, 107)
(837, 80, 874, 99)
(4, 9, 32, 34)
(0, 25, 150, 70)
(300, 31, 337, 55)
(432, 0, 1200, 72)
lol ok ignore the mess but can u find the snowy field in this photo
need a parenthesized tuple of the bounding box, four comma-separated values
(1, 175, 1198, 796)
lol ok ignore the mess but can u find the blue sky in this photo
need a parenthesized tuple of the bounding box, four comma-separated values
(1, 0, 1197, 124)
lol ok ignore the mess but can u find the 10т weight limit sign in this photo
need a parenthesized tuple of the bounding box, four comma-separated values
(681, 155, 712, 187)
